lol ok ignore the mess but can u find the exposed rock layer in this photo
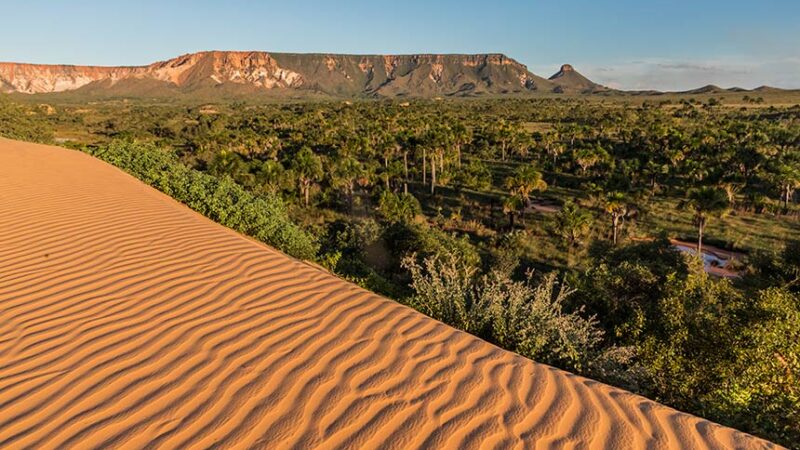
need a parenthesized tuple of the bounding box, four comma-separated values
(0, 51, 595, 98)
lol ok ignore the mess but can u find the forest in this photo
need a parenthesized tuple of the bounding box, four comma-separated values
(2, 94, 799, 446)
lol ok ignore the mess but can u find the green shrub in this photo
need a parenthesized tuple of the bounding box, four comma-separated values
(377, 191, 422, 223)
(0, 96, 54, 143)
(83, 141, 318, 260)
(402, 251, 604, 371)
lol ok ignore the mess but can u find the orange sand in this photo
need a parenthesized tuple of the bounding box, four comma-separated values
(0, 138, 781, 449)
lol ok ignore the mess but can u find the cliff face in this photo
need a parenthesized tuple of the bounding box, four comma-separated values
(0, 51, 572, 98)
(0, 52, 304, 94)
(0, 63, 142, 94)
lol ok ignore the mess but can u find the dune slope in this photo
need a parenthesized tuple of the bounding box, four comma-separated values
(0, 138, 781, 449)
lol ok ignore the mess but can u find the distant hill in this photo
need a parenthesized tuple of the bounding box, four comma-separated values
(548, 64, 609, 93)
(681, 85, 730, 94)
(753, 86, 787, 93)
(0, 51, 565, 99)
(675, 84, 793, 96)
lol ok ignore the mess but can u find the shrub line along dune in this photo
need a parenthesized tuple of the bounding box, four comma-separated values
(84, 141, 318, 260)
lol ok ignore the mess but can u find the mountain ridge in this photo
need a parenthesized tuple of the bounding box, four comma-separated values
(0, 51, 565, 98)
(1, 51, 790, 99)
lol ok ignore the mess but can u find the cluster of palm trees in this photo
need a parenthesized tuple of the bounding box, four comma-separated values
(142, 100, 797, 255)
(237, 113, 538, 212)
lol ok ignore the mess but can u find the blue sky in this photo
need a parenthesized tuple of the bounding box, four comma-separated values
(1, 0, 798, 90)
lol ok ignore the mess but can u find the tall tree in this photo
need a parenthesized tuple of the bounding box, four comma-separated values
(683, 187, 730, 255)
(604, 192, 629, 245)
(291, 147, 323, 207)
(332, 156, 368, 211)
(553, 201, 594, 248)
(451, 122, 472, 168)
(771, 153, 800, 210)
(258, 160, 289, 195)
(504, 165, 547, 224)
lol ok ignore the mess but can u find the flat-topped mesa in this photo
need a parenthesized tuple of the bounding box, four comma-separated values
(0, 50, 571, 97)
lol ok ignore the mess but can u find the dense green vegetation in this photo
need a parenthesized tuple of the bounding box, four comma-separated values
(2, 94, 799, 446)
(0, 96, 53, 142)
(85, 141, 318, 260)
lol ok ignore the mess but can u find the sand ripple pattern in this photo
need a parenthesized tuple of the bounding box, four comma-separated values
(0, 138, 781, 449)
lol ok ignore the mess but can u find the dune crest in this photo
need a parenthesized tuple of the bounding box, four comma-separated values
(0, 138, 780, 449)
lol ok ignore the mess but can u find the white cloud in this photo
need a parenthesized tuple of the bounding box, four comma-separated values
(533, 57, 800, 91)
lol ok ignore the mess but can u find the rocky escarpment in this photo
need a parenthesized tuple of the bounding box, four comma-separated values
(0, 51, 578, 98)
(0, 52, 305, 95)
(0, 63, 142, 94)
(145, 52, 305, 89)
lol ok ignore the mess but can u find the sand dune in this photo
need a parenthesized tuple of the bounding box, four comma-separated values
(0, 137, 781, 449)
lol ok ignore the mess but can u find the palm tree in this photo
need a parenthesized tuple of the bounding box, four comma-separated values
(683, 187, 730, 255)
(377, 132, 397, 189)
(290, 147, 323, 207)
(511, 131, 533, 159)
(424, 126, 452, 195)
(575, 146, 605, 175)
(504, 165, 547, 224)
(544, 136, 565, 170)
(774, 161, 800, 210)
(451, 122, 472, 168)
(258, 160, 288, 195)
(503, 195, 523, 229)
(332, 156, 367, 211)
(553, 201, 593, 247)
(603, 192, 628, 245)
(493, 119, 517, 161)
(390, 130, 411, 193)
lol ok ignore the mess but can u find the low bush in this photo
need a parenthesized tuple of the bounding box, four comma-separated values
(83, 141, 318, 260)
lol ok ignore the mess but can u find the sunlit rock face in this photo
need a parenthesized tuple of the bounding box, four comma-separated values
(0, 63, 140, 93)
(0, 51, 579, 97)
(0, 52, 305, 94)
